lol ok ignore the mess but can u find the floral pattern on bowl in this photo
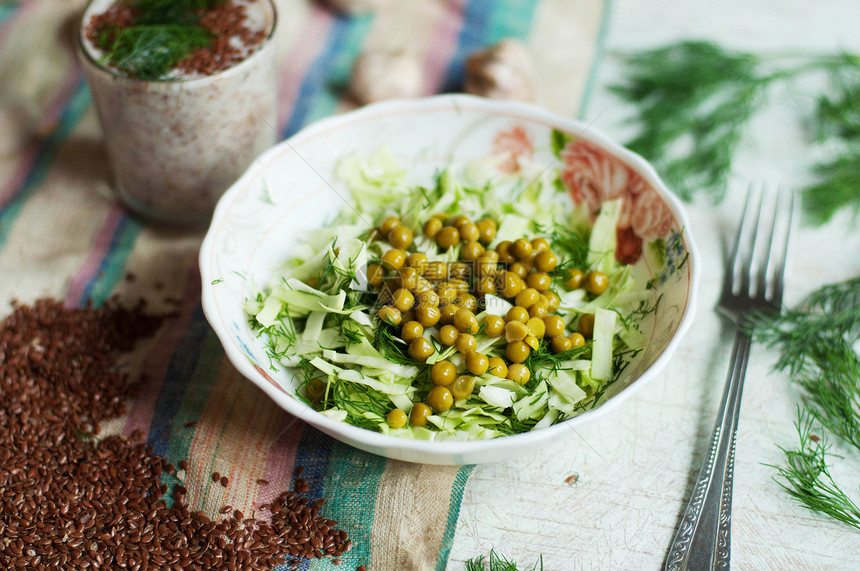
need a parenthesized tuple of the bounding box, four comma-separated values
(199, 95, 701, 465)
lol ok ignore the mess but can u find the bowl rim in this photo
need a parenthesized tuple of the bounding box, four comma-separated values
(199, 94, 701, 460)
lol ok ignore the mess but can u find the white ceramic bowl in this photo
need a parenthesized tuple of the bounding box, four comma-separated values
(200, 95, 700, 465)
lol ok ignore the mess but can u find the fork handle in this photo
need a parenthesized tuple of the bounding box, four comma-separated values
(665, 328, 752, 571)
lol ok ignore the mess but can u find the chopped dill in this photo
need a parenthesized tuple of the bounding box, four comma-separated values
(530, 220, 547, 235)
(502, 415, 540, 436)
(372, 322, 420, 367)
(523, 341, 589, 378)
(292, 357, 323, 407)
(418, 186, 433, 209)
(571, 347, 635, 411)
(260, 180, 275, 205)
(92, 0, 229, 80)
(616, 295, 662, 332)
(321, 380, 389, 431)
(315, 239, 342, 290)
(253, 306, 298, 371)
(498, 202, 517, 217)
(677, 251, 690, 271)
(341, 321, 363, 345)
(549, 221, 589, 276)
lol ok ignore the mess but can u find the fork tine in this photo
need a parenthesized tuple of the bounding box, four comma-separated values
(725, 188, 757, 298)
(755, 190, 779, 300)
(738, 187, 762, 297)
(770, 191, 795, 304)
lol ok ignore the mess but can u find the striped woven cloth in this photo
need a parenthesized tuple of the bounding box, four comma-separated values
(0, 0, 605, 568)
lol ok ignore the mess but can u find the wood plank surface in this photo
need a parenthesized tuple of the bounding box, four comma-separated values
(448, 0, 860, 568)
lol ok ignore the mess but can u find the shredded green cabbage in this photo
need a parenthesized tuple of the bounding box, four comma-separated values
(247, 147, 655, 440)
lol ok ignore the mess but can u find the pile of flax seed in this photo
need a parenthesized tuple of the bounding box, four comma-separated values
(0, 299, 359, 569)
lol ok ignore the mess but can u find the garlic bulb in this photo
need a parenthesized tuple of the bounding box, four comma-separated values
(318, 0, 386, 16)
(349, 50, 424, 105)
(464, 39, 536, 102)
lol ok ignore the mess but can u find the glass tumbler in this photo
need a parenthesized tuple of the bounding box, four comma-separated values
(77, 0, 279, 227)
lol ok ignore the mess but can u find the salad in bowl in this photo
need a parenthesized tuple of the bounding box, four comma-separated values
(200, 95, 699, 464)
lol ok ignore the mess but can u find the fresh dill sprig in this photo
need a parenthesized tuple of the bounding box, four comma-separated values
(802, 151, 860, 225)
(465, 550, 544, 571)
(752, 277, 860, 450)
(314, 238, 363, 295)
(815, 62, 860, 142)
(766, 410, 860, 530)
(804, 59, 860, 224)
(752, 277, 860, 528)
(341, 321, 363, 345)
(612, 41, 860, 220)
(611, 41, 764, 202)
(255, 306, 298, 370)
(804, 276, 860, 314)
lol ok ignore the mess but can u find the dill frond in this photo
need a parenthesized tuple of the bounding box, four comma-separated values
(612, 41, 860, 220)
(615, 295, 661, 332)
(465, 550, 544, 571)
(802, 150, 860, 225)
(503, 415, 540, 436)
(805, 276, 860, 314)
(753, 277, 860, 528)
(815, 55, 860, 141)
(753, 278, 860, 451)
(767, 410, 860, 530)
(292, 358, 324, 408)
(611, 41, 764, 202)
(803, 59, 860, 224)
(341, 321, 363, 345)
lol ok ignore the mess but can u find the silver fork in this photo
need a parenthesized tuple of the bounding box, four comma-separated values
(665, 186, 794, 570)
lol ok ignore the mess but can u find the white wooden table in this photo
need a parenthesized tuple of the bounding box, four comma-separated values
(448, 0, 860, 568)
